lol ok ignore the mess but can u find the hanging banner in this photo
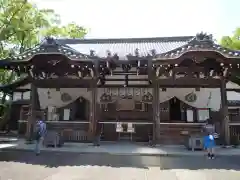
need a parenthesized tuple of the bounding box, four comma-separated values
(159, 88, 221, 111)
(37, 88, 91, 109)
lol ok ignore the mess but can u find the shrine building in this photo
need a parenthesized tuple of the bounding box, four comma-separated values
(1, 33, 240, 145)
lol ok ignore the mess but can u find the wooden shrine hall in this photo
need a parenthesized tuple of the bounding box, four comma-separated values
(1, 32, 240, 145)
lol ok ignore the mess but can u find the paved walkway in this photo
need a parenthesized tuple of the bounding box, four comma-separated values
(0, 150, 240, 180)
(2, 139, 240, 156)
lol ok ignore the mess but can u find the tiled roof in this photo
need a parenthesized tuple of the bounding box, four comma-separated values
(57, 36, 194, 60)
(2, 33, 240, 66)
(0, 37, 94, 65)
(155, 33, 240, 60)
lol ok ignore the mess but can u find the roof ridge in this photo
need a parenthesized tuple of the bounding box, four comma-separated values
(57, 36, 194, 44)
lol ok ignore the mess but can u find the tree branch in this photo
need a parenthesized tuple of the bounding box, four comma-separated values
(19, 33, 26, 53)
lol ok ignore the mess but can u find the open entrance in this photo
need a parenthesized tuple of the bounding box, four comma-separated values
(75, 97, 88, 120)
(169, 97, 181, 120)
(8, 104, 21, 131)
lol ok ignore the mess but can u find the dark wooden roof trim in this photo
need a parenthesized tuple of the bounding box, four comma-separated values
(154, 33, 240, 61)
(12, 100, 30, 105)
(0, 76, 30, 92)
(0, 36, 194, 69)
(0, 37, 100, 67)
(1, 33, 240, 72)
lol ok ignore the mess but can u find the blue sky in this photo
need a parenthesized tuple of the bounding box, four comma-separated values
(33, 0, 239, 40)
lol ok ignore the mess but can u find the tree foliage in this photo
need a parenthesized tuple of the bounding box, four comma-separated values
(0, 0, 87, 58)
(220, 28, 240, 87)
(0, 0, 88, 128)
(220, 28, 240, 50)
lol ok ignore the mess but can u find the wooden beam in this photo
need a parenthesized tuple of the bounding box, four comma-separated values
(33, 78, 93, 88)
(32, 78, 221, 88)
(98, 84, 151, 88)
(104, 79, 149, 81)
(153, 81, 160, 143)
(31, 75, 222, 88)
(89, 60, 99, 143)
(173, 67, 205, 73)
(157, 78, 221, 87)
(226, 89, 240, 92)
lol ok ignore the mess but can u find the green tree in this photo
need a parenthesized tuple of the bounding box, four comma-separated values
(220, 28, 240, 50)
(1, 0, 87, 56)
(220, 28, 240, 86)
(0, 0, 87, 129)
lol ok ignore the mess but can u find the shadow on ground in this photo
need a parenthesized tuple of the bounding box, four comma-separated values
(0, 150, 151, 169)
(159, 156, 240, 170)
(0, 150, 240, 170)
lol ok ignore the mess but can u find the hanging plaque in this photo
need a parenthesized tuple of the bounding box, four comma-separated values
(116, 122, 123, 132)
(127, 123, 135, 133)
(185, 92, 197, 102)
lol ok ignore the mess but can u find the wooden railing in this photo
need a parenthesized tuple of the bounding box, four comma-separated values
(230, 124, 240, 142)
(46, 121, 89, 142)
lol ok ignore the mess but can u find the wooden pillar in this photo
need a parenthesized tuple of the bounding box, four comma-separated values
(88, 60, 99, 140)
(149, 59, 161, 144)
(89, 84, 97, 139)
(220, 77, 230, 145)
(153, 81, 161, 144)
(26, 84, 38, 142)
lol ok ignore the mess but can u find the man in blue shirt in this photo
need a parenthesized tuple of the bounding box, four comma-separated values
(203, 118, 216, 159)
(204, 133, 216, 159)
(34, 120, 47, 155)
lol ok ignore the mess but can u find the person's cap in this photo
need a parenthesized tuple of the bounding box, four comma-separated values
(209, 135, 214, 140)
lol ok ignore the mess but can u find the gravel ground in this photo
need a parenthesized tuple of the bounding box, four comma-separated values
(0, 150, 239, 180)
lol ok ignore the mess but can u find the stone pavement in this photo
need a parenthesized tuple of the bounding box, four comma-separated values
(2, 139, 240, 156)
(0, 150, 240, 180)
